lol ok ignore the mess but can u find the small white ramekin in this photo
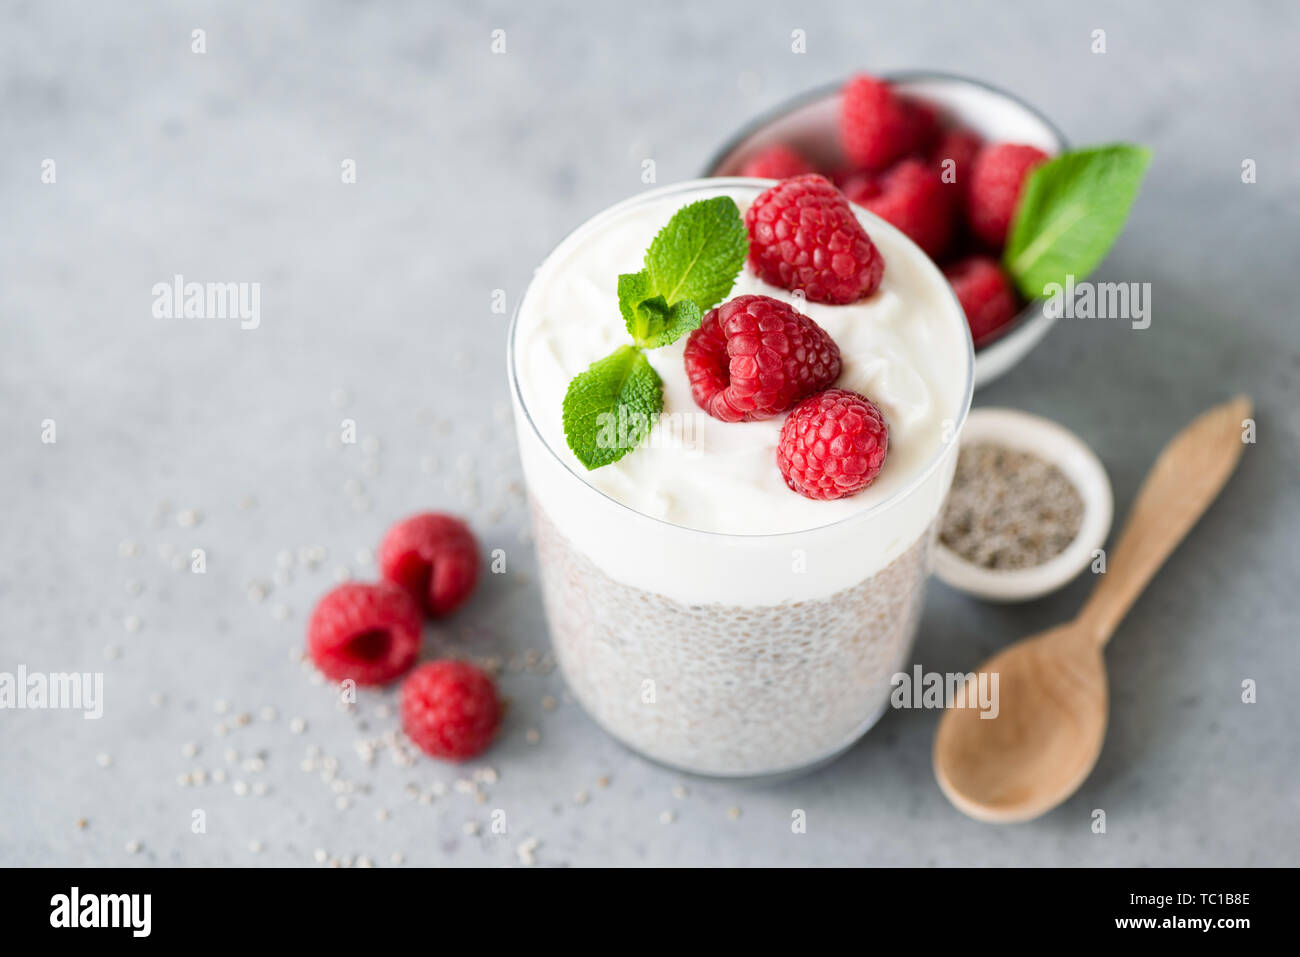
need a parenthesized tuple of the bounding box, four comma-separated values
(932, 408, 1113, 602)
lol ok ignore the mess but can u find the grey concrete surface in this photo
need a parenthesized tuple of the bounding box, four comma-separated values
(1, 0, 1297, 867)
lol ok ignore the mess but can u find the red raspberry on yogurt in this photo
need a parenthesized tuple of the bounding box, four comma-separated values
(684, 294, 841, 422)
(777, 389, 890, 501)
(744, 174, 885, 304)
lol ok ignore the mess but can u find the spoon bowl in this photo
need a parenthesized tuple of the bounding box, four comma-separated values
(934, 624, 1107, 823)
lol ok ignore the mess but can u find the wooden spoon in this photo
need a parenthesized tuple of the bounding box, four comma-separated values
(933, 395, 1252, 823)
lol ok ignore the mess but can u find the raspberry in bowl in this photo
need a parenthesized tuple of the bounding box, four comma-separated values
(508, 179, 972, 777)
(704, 71, 1068, 388)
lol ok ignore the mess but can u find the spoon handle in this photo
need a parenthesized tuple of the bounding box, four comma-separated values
(1077, 395, 1252, 646)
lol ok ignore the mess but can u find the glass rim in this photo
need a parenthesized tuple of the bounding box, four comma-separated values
(505, 177, 976, 542)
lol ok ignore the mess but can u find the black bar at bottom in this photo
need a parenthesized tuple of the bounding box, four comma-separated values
(0, 866, 1278, 941)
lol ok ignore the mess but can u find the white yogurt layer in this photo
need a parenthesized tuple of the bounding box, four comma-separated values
(513, 182, 970, 537)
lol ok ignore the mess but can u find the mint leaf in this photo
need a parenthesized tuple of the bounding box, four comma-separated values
(562, 345, 664, 469)
(1003, 144, 1152, 300)
(643, 196, 748, 313)
(617, 271, 653, 341)
(561, 196, 745, 469)
(625, 292, 703, 349)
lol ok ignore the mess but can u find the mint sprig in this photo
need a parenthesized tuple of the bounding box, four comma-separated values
(618, 196, 747, 349)
(563, 196, 747, 470)
(616, 272, 703, 349)
(1003, 144, 1152, 300)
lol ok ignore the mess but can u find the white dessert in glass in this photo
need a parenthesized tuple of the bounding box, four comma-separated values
(509, 178, 973, 777)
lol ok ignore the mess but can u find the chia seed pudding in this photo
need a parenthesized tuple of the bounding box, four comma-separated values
(509, 180, 972, 777)
(533, 502, 936, 775)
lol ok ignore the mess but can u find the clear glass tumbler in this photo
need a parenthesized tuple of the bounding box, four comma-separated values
(508, 179, 973, 777)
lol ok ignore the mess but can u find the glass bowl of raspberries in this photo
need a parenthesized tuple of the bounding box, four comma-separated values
(704, 70, 1067, 389)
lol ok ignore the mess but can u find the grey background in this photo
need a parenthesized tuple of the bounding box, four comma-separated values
(2, 0, 1297, 867)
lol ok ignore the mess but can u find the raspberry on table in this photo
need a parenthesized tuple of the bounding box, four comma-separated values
(683, 294, 841, 422)
(850, 158, 954, 260)
(378, 513, 480, 617)
(307, 582, 423, 686)
(943, 255, 1021, 345)
(965, 142, 1049, 248)
(739, 144, 814, 180)
(840, 74, 917, 171)
(777, 389, 889, 501)
(401, 660, 502, 761)
(744, 174, 885, 304)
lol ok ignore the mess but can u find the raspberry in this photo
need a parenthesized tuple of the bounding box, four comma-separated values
(930, 128, 983, 205)
(902, 98, 941, 156)
(838, 171, 879, 206)
(683, 295, 841, 422)
(401, 660, 502, 761)
(739, 144, 814, 180)
(744, 174, 885, 304)
(840, 74, 915, 171)
(850, 159, 953, 260)
(966, 142, 1049, 248)
(307, 582, 422, 686)
(777, 389, 889, 501)
(943, 255, 1021, 345)
(378, 513, 480, 617)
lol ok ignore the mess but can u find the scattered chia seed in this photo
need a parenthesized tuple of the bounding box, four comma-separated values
(940, 443, 1085, 570)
